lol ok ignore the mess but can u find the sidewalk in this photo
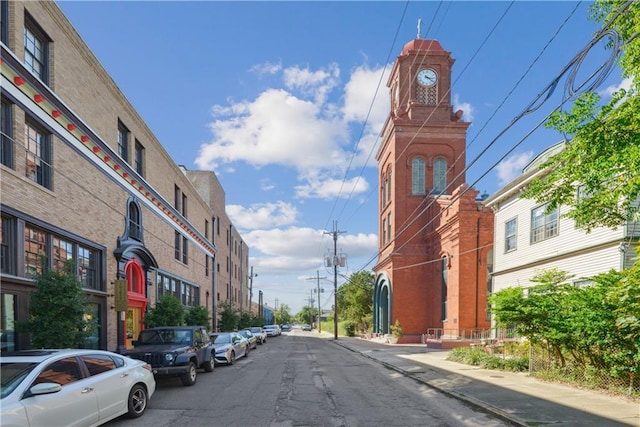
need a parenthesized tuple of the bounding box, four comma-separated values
(319, 333, 639, 426)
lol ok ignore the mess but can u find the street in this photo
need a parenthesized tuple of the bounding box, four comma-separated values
(105, 329, 509, 427)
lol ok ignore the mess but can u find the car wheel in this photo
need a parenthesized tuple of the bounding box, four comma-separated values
(203, 353, 215, 373)
(229, 350, 235, 365)
(180, 361, 197, 386)
(127, 384, 148, 418)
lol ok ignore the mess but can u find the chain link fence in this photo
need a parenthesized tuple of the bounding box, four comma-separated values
(528, 344, 640, 399)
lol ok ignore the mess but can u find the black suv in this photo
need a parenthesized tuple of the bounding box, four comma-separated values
(125, 326, 215, 386)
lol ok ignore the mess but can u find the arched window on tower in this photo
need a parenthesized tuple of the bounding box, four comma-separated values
(433, 158, 447, 195)
(411, 157, 425, 195)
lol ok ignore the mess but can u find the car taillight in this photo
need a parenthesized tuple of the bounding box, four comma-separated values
(142, 363, 152, 372)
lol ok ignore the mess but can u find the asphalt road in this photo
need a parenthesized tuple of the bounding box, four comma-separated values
(105, 329, 510, 427)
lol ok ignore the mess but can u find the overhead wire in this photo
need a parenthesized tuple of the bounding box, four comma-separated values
(350, 0, 627, 275)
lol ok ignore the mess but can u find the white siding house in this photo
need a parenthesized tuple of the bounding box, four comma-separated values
(484, 141, 638, 309)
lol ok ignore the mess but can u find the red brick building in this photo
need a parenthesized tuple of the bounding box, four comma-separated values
(373, 38, 494, 344)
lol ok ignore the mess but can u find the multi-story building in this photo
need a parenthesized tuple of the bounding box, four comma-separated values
(484, 141, 639, 313)
(373, 37, 494, 344)
(0, 0, 249, 352)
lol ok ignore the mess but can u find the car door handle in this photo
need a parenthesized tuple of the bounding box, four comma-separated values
(81, 387, 94, 394)
(120, 373, 129, 378)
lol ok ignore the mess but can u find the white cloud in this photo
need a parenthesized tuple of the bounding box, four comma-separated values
(283, 63, 340, 104)
(226, 201, 298, 230)
(495, 151, 534, 186)
(343, 64, 391, 130)
(244, 226, 377, 275)
(599, 77, 632, 98)
(195, 62, 390, 198)
(453, 94, 474, 122)
(294, 175, 369, 200)
(259, 178, 275, 191)
(196, 88, 349, 172)
(249, 61, 282, 76)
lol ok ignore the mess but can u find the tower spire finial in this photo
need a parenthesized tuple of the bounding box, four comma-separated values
(417, 18, 422, 39)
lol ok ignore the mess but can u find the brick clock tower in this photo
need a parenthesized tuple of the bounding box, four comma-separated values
(373, 37, 494, 345)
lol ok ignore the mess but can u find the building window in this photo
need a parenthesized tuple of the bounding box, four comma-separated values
(504, 218, 517, 252)
(1, 98, 14, 169)
(134, 140, 144, 176)
(441, 256, 448, 321)
(1, 0, 9, 45)
(382, 218, 386, 245)
(117, 121, 129, 163)
(174, 185, 181, 211)
(25, 119, 52, 189)
(52, 236, 73, 272)
(174, 231, 181, 261)
(181, 193, 187, 218)
(412, 158, 425, 195)
(174, 232, 188, 264)
(433, 158, 447, 194)
(182, 236, 188, 264)
(205, 255, 209, 277)
(24, 15, 49, 83)
(24, 224, 46, 278)
(1, 215, 16, 275)
(156, 271, 200, 307)
(531, 204, 558, 243)
(127, 200, 142, 241)
(205, 220, 209, 240)
(77, 245, 99, 290)
(387, 212, 391, 244)
(387, 169, 392, 203)
(1, 293, 17, 352)
(5, 213, 102, 289)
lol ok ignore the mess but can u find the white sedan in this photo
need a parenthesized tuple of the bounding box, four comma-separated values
(1, 348, 156, 427)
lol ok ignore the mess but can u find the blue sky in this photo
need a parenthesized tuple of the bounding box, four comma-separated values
(57, 1, 626, 314)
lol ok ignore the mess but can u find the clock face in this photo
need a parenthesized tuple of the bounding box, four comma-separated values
(417, 68, 437, 86)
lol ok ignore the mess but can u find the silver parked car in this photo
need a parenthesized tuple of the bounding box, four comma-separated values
(210, 332, 249, 365)
(246, 326, 267, 344)
(1, 349, 156, 427)
(237, 329, 258, 350)
(262, 324, 280, 337)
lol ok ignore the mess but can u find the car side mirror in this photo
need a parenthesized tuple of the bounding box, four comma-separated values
(28, 382, 62, 397)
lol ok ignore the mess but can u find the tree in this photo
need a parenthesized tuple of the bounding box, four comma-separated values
(274, 304, 292, 325)
(217, 301, 239, 331)
(144, 295, 185, 328)
(521, 1, 640, 232)
(336, 271, 374, 333)
(18, 259, 95, 348)
(297, 305, 318, 326)
(184, 305, 211, 330)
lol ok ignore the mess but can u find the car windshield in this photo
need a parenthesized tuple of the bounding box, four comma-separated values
(239, 331, 251, 338)
(250, 327, 261, 333)
(211, 333, 231, 344)
(1, 362, 38, 399)
(136, 329, 192, 345)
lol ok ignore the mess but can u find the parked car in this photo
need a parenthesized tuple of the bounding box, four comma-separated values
(246, 326, 267, 344)
(1, 349, 155, 426)
(124, 326, 215, 386)
(281, 324, 292, 332)
(210, 332, 249, 365)
(301, 324, 312, 331)
(263, 324, 280, 337)
(237, 329, 258, 350)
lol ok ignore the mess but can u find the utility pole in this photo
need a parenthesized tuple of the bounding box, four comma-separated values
(248, 266, 257, 313)
(324, 221, 346, 340)
(306, 270, 326, 333)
